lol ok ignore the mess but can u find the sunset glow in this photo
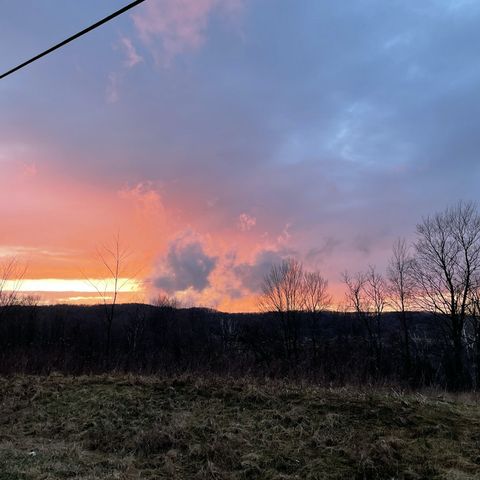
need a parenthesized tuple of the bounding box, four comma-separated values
(6, 279, 141, 294)
(2, 1, 480, 311)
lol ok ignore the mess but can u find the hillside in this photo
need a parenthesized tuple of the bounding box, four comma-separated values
(0, 304, 446, 389)
(1, 375, 480, 479)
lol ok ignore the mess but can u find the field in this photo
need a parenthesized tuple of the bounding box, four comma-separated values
(1, 375, 480, 479)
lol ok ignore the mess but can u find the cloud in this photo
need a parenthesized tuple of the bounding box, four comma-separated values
(154, 234, 217, 293)
(4, 0, 480, 310)
(120, 37, 143, 68)
(132, 0, 244, 64)
(305, 237, 342, 264)
(353, 234, 373, 255)
(238, 213, 256, 231)
(118, 182, 164, 217)
(234, 248, 292, 293)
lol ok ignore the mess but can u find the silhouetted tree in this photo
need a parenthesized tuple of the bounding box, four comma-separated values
(413, 201, 480, 389)
(303, 271, 331, 360)
(364, 266, 387, 369)
(86, 234, 134, 365)
(343, 271, 367, 317)
(260, 258, 305, 360)
(303, 272, 331, 313)
(0, 258, 25, 311)
(260, 258, 305, 312)
(466, 287, 480, 389)
(387, 238, 415, 376)
(152, 293, 179, 309)
(343, 267, 386, 375)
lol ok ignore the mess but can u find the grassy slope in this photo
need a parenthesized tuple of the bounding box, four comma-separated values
(0, 376, 480, 479)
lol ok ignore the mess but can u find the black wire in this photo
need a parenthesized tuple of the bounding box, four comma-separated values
(0, 0, 147, 80)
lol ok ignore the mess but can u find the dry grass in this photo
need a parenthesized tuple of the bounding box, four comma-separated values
(1, 374, 480, 479)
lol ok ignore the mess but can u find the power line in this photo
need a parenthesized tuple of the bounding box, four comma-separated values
(0, 0, 147, 80)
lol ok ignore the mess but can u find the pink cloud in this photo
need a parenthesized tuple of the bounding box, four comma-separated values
(120, 36, 143, 68)
(238, 213, 256, 231)
(132, 0, 244, 64)
(118, 182, 164, 218)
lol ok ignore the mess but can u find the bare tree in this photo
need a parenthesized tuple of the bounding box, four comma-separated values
(0, 258, 27, 354)
(387, 237, 415, 375)
(260, 259, 332, 362)
(343, 267, 386, 374)
(85, 234, 135, 364)
(260, 258, 305, 313)
(259, 258, 305, 360)
(466, 286, 480, 389)
(303, 271, 331, 360)
(302, 271, 331, 313)
(343, 270, 368, 317)
(0, 258, 26, 310)
(413, 201, 480, 389)
(365, 266, 387, 318)
(152, 293, 179, 309)
(365, 266, 387, 368)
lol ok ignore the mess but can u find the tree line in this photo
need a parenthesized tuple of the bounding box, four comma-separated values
(1, 201, 480, 390)
(260, 201, 480, 390)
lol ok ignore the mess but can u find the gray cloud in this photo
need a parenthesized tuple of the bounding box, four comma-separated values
(154, 240, 217, 293)
(306, 237, 342, 264)
(234, 248, 295, 293)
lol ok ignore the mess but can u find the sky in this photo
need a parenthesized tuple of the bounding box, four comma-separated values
(1, 0, 480, 311)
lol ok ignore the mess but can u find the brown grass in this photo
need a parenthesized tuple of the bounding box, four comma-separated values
(0, 374, 480, 479)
